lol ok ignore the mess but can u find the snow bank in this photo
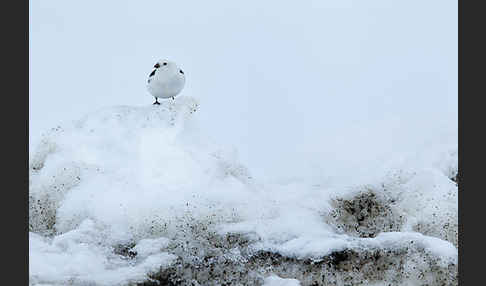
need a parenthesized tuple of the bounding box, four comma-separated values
(29, 96, 457, 285)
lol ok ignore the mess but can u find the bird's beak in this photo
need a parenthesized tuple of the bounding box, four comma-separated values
(154, 63, 160, 68)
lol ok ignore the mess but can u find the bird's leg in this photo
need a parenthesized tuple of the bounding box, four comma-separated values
(153, 97, 160, 105)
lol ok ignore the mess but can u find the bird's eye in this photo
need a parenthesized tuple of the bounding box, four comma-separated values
(154, 63, 160, 68)
(163, 62, 167, 66)
(179, 70, 184, 74)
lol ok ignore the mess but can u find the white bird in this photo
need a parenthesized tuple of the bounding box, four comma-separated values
(146, 59, 186, 105)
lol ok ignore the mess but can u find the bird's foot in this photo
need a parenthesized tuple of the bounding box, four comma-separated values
(153, 101, 160, 105)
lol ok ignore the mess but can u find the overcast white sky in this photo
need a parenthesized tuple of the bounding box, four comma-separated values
(30, 0, 457, 182)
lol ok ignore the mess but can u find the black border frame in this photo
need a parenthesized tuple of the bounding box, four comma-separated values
(459, 0, 480, 285)
(3, 0, 29, 284)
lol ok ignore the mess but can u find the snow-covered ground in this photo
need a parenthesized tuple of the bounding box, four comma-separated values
(29, 97, 457, 285)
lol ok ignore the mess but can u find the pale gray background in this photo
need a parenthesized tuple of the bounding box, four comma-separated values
(30, 0, 457, 182)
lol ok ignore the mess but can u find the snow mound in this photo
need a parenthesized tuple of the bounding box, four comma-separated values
(29, 97, 257, 239)
(29, 96, 457, 285)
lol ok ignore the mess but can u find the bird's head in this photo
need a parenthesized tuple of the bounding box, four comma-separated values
(150, 59, 185, 81)
(154, 59, 173, 69)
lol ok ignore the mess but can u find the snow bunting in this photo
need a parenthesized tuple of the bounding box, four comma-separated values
(147, 59, 186, 104)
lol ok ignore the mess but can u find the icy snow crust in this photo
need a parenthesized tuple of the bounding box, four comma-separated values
(29, 97, 458, 285)
(264, 275, 301, 286)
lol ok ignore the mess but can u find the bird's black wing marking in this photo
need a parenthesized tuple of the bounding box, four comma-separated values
(149, 69, 156, 77)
